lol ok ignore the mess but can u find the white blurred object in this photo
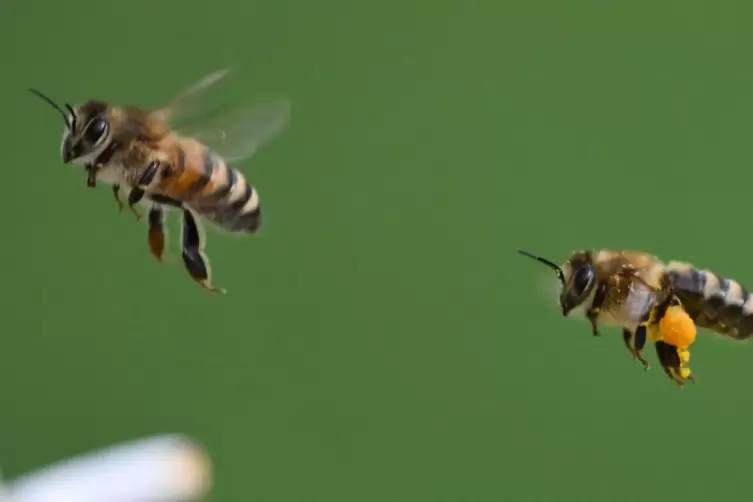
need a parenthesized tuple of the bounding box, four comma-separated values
(2, 434, 212, 502)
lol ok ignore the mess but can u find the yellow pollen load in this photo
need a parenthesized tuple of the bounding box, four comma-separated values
(657, 306, 697, 348)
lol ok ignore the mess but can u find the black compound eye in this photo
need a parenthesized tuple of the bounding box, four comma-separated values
(572, 265, 594, 295)
(84, 117, 108, 144)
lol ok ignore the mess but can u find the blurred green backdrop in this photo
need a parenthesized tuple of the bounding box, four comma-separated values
(3, 0, 753, 501)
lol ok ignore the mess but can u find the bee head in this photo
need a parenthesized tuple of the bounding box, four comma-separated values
(518, 249, 596, 317)
(29, 89, 111, 165)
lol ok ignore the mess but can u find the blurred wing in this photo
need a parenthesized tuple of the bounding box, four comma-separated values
(175, 96, 291, 164)
(0, 473, 8, 502)
(150, 67, 291, 164)
(152, 68, 234, 124)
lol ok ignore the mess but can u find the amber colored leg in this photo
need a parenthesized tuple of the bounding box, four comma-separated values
(147, 206, 166, 261)
(586, 310, 600, 337)
(112, 184, 124, 211)
(86, 164, 98, 188)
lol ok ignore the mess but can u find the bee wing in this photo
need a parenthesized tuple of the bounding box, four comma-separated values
(149, 68, 291, 164)
(173, 96, 291, 164)
(152, 68, 234, 124)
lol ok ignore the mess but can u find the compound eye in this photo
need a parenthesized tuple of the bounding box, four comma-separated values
(572, 265, 594, 295)
(84, 117, 108, 144)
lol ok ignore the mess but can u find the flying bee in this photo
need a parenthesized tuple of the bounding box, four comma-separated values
(518, 249, 698, 387)
(29, 68, 291, 294)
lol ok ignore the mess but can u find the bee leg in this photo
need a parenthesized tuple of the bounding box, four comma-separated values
(586, 283, 608, 337)
(147, 205, 166, 261)
(632, 325, 650, 370)
(622, 329, 650, 370)
(125, 189, 145, 221)
(654, 341, 688, 387)
(112, 184, 124, 211)
(135, 160, 162, 191)
(86, 164, 98, 188)
(180, 208, 226, 295)
(586, 311, 600, 337)
(622, 328, 633, 353)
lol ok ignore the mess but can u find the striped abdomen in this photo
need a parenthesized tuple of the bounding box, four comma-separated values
(156, 137, 261, 233)
(665, 261, 753, 339)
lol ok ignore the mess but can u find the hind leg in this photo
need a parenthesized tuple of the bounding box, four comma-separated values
(654, 341, 694, 387)
(147, 205, 167, 262)
(180, 208, 226, 294)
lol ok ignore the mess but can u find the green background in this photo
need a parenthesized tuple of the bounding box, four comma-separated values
(3, 0, 753, 501)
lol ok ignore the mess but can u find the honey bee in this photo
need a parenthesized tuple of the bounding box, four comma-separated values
(518, 249, 698, 387)
(29, 68, 291, 294)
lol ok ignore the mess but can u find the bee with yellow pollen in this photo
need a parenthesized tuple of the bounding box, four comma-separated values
(645, 301, 697, 387)
(518, 248, 700, 388)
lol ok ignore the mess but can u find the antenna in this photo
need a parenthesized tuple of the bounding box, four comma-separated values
(518, 249, 565, 284)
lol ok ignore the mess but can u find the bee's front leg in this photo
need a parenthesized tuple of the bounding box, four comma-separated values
(86, 164, 98, 188)
(586, 283, 609, 337)
(586, 310, 600, 337)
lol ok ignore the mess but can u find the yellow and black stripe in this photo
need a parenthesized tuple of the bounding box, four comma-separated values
(666, 261, 753, 339)
(157, 137, 262, 234)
